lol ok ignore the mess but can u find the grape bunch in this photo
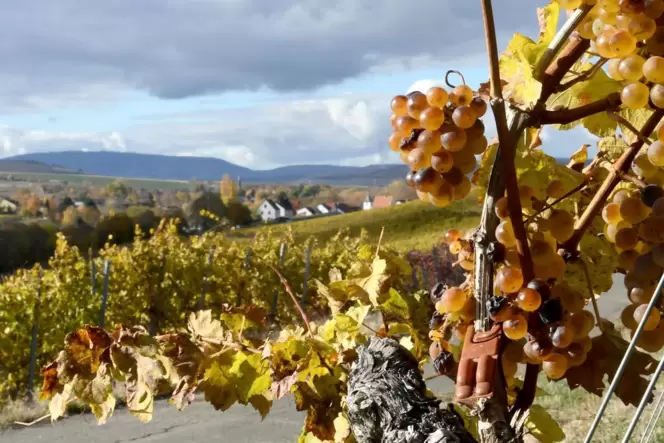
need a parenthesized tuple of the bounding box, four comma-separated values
(388, 77, 489, 207)
(562, 0, 664, 111)
(427, 215, 594, 385)
(600, 132, 664, 351)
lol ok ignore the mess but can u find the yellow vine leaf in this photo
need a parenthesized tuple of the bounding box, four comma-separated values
(498, 2, 559, 107)
(524, 404, 566, 442)
(547, 61, 621, 136)
(618, 108, 655, 144)
(598, 135, 630, 162)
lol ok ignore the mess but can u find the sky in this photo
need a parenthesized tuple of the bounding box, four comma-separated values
(0, 0, 598, 170)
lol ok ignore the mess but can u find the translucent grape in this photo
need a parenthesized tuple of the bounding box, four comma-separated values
(450, 84, 473, 106)
(628, 13, 657, 40)
(542, 353, 569, 380)
(613, 189, 633, 204)
(566, 343, 587, 367)
(619, 249, 639, 271)
(444, 228, 461, 244)
(390, 95, 408, 116)
(413, 167, 443, 193)
(602, 202, 623, 224)
(620, 196, 650, 224)
(647, 140, 664, 166)
(618, 54, 646, 81)
(530, 240, 554, 266)
(621, 82, 650, 109)
(417, 130, 443, 155)
(496, 220, 517, 247)
(426, 86, 448, 108)
(395, 115, 419, 135)
(644, 56, 664, 83)
(633, 304, 661, 330)
(431, 150, 454, 173)
(452, 106, 477, 129)
(436, 287, 468, 313)
(495, 197, 509, 220)
(546, 180, 566, 199)
(569, 310, 595, 338)
(607, 58, 625, 81)
(551, 324, 575, 349)
(470, 97, 487, 118)
(467, 134, 488, 155)
(504, 249, 522, 269)
(652, 197, 664, 215)
(429, 181, 454, 207)
(615, 227, 639, 249)
(608, 29, 637, 57)
(442, 167, 464, 186)
(645, 0, 664, 19)
(419, 107, 445, 131)
(406, 147, 431, 170)
(632, 153, 658, 178)
(524, 339, 553, 362)
(547, 209, 575, 242)
(441, 127, 467, 152)
(516, 288, 542, 311)
(406, 92, 429, 119)
(503, 315, 528, 340)
(630, 284, 655, 304)
(388, 132, 402, 152)
(453, 176, 472, 201)
(496, 265, 524, 294)
(452, 149, 477, 174)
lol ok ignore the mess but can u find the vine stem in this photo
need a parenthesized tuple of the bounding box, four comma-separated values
(533, 4, 594, 82)
(269, 264, 313, 335)
(562, 109, 664, 252)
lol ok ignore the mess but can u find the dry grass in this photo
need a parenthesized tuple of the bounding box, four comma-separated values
(535, 375, 663, 442)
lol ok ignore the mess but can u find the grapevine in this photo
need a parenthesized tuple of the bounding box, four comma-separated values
(5, 0, 664, 442)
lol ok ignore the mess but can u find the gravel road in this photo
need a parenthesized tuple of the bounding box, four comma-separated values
(0, 275, 629, 443)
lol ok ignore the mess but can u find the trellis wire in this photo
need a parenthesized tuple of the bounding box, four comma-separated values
(22, 244, 432, 395)
(622, 356, 664, 442)
(270, 243, 287, 318)
(584, 271, 664, 442)
(639, 390, 664, 443)
(99, 260, 111, 329)
(301, 243, 312, 308)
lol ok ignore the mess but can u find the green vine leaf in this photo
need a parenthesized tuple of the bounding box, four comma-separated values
(524, 404, 566, 442)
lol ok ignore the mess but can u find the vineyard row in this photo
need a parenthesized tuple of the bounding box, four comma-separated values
(0, 220, 459, 402)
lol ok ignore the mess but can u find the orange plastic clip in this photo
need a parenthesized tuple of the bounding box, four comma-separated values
(454, 323, 502, 406)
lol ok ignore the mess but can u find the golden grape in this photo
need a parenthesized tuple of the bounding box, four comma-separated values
(546, 180, 566, 199)
(495, 197, 509, 220)
(395, 115, 419, 135)
(609, 29, 637, 57)
(417, 130, 443, 155)
(441, 127, 467, 152)
(452, 106, 477, 129)
(496, 220, 517, 247)
(516, 288, 542, 312)
(542, 353, 569, 380)
(621, 82, 651, 109)
(620, 196, 650, 224)
(437, 287, 468, 313)
(618, 54, 646, 81)
(426, 86, 449, 108)
(602, 202, 623, 224)
(633, 304, 661, 331)
(431, 150, 454, 173)
(429, 181, 454, 207)
(388, 132, 403, 152)
(390, 95, 408, 116)
(420, 107, 445, 130)
(450, 84, 473, 106)
(406, 148, 431, 170)
(551, 324, 575, 349)
(644, 56, 664, 83)
(470, 97, 487, 118)
(503, 315, 528, 340)
(496, 266, 524, 294)
(547, 209, 575, 243)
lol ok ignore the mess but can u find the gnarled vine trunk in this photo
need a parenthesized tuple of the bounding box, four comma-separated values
(346, 337, 521, 443)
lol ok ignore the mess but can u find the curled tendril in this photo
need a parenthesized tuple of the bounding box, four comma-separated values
(445, 70, 466, 89)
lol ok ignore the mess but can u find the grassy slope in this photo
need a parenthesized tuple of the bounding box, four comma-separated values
(231, 198, 483, 252)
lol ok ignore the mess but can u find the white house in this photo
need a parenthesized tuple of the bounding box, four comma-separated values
(316, 203, 332, 214)
(296, 207, 317, 217)
(257, 199, 294, 222)
(0, 197, 18, 214)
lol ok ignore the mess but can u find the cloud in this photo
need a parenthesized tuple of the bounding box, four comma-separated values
(0, 0, 546, 112)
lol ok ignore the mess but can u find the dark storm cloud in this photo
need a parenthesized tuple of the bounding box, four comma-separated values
(0, 0, 545, 107)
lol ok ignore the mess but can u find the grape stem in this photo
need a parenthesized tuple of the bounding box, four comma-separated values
(554, 57, 608, 94)
(607, 111, 654, 147)
(537, 93, 622, 125)
(599, 160, 647, 188)
(562, 109, 664, 253)
(577, 257, 606, 335)
(445, 70, 467, 88)
(523, 179, 588, 226)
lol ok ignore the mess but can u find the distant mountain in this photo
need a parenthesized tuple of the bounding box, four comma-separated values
(0, 159, 80, 174)
(2, 151, 407, 186)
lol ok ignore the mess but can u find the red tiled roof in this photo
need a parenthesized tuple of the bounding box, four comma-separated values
(372, 195, 393, 208)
